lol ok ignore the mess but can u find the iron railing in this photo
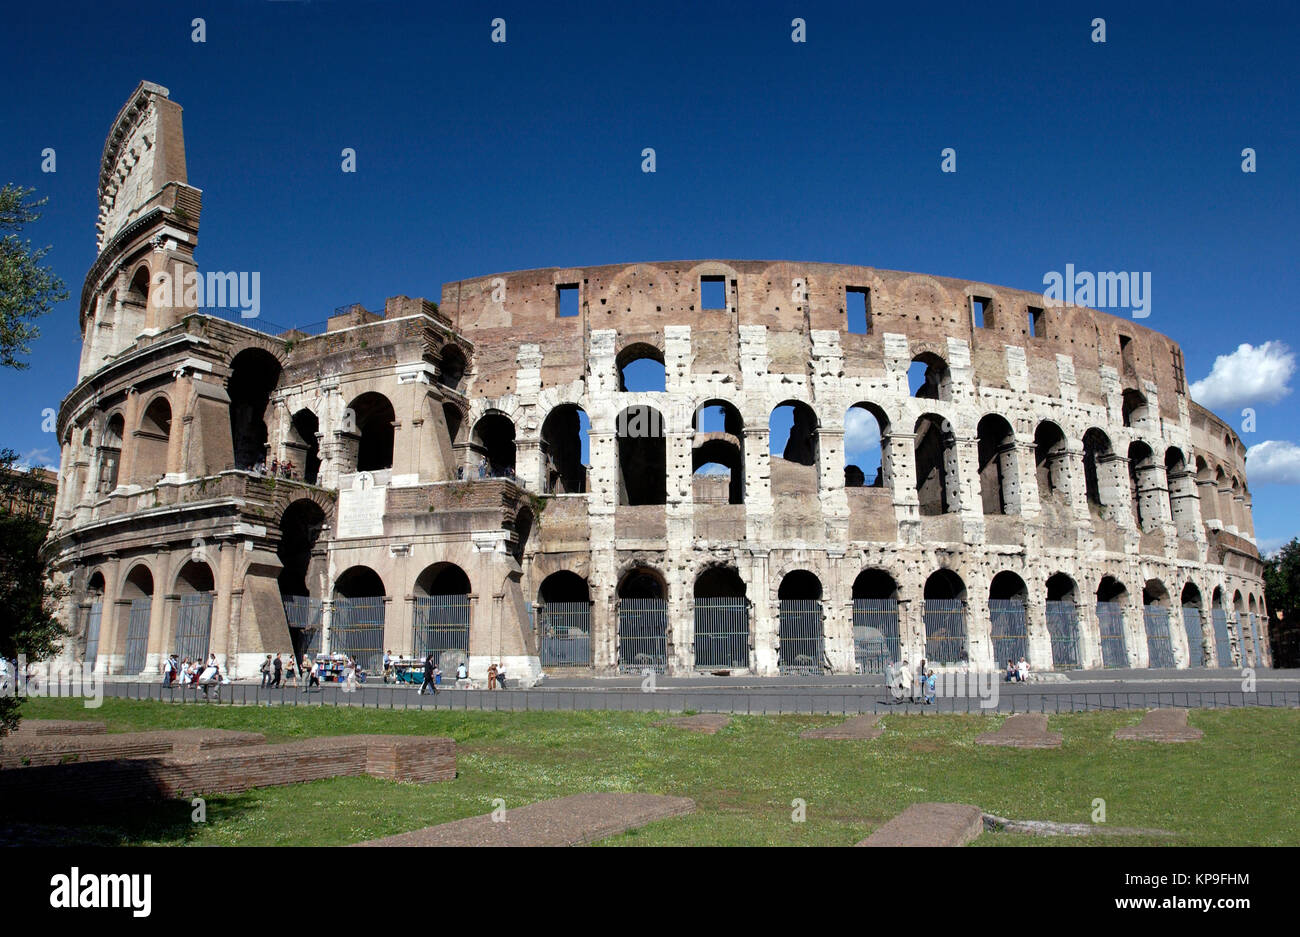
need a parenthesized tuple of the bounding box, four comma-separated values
(852, 598, 900, 673)
(331, 596, 386, 673)
(1212, 609, 1234, 667)
(412, 594, 471, 669)
(174, 593, 214, 662)
(923, 599, 967, 664)
(1182, 607, 1207, 667)
(1096, 602, 1128, 668)
(777, 600, 824, 675)
(83, 601, 103, 671)
(1045, 601, 1081, 670)
(123, 598, 151, 674)
(283, 596, 323, 658)
(693, 597, 750, 669)
(1143, 606, 1176, 668)
(989, 599, 1029, 666)
(538, 601, 592, 667)
(618, 598, 668, 673)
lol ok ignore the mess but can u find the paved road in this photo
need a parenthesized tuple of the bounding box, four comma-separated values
(93, 668, 1300, 714)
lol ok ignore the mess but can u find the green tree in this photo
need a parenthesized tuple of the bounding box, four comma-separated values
(1262, 539, 1300, 668)
(0, 184, 68, 369)
(0, 451, 69, 735)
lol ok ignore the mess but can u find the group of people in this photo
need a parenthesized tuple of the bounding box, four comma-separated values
(251, 458, 300, 480)
(886, 658, 937, 704)
(162, 653, 227, 698)
(455, 458, 518, 482)
(1005, 657, 1030, 682)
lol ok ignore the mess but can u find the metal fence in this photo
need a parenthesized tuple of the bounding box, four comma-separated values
(989, 599, 1029, 666)
(539, 601, 592, 667)
(1045, 601, 1081, 670)
(852, 598, 900, 673)
(1096, 601, 1128, 668)
(83, 601, 102, 671)
(331, 596, 386, 673)
(1212, 609, 1234, 667)
(123, 598, 152, 674)
(174, 593, 214, 662)
(923, 599, 967, 664)
(693, 597, 749, 669)
(1248, 613, 1261, 667)
(1143, 606, 1176, 668)
(1182, 607, 1206, 667)
(283, 596, 323, 658)
(777, 600, 824, 675)
(413, 594, 471, 669)
(618, 598, 668, 673)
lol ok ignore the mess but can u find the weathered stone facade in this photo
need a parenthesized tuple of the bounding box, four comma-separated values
(47, 84, 1270, 684)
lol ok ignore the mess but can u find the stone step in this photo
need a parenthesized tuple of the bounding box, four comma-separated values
(857, 802, 985, 847)
(800, 714, 883, 739)
(1114, 708, 1203, 742)
(975, 712, 1062, 749)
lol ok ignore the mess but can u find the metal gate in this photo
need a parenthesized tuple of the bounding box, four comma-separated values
(83, 601, 102, 670)
(1211, 609, 1233, 666)
(989, 599, 1029, 666)
(283, 596, 323, 658)
(618, 598, 668, 673)
(174, 593, 214, 662)
(330, 596, 385, 673)
(923, 599, 967, 664)
(123, 598, 151, 674)
(413, 594, 471, 668)
(852, 598, 900, 673)
(778, 600, 824, 674)
(539, 602, 592, 667)
(1143, 606, 1176, 668)
(694, 597, 749, 669)
(1045, 601, 1080, 670)
(1096, 601, 1127, 668)
(1182, 607, 1206, 667)
(1248, 613, 1261, 667)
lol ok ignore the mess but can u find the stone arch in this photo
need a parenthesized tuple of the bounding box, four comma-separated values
(346, 391, 396, 473)
(977, 413, 1017, 515)
(693, 399, 745, 504)
(277, 498, 327, 599)
(415, 562, 471, 596)
(1034, 420, 1069, 507)
(617, 341, 666, 392)
(845, 401, 890, 489)
(909, 351, 952, 401)
(132, 393, 172, 484)
(1121, 388, 1149, 427)
(334, 565, 386, 599)
(616, 565, 667, 600)
(617, 405, 666, 505)
(97, 411, 125, 493)
(541, 402, 590, 494)
(116, 560, 155, 672)
(915, 412, 957, 515)
(1082, 428, 1115, 511)
(471, 410, 517, 478)
(286, 408, 321, 484)
(1127, 441, 1159, 531)
(438, 343, 468, 391)
(228, 347, 282, 471)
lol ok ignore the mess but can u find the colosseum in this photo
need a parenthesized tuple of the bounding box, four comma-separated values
(47, 82, 1271, 685)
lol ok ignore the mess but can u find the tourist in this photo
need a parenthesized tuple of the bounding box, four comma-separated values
(1005, 658, 1017, 683)
(199, 659, 219, 699)
(419, 653, 437, 696)
(924, 669, 936, 705)
(912, 658, 927, 703)
(895, 659, 912, 703)
(433, 664, 442, 687)
(271, 653, 283, 688)
(285, 655, 297, 688)
(1017, 656, 1029, 683)
(343, 656, 359, 693)
(486, 663, 498, 690)
(260, 655, 272, 687)
(383, 649, 394, 683)
(162, 654, 174, 686)
(496, 664, 507, 689)
(456, 661, 469, 681)
(0, 657, 9, 694)
(306, 657, 320, 689)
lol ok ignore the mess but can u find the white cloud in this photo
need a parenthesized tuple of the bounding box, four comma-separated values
(1245, 439, 1300, 485)
(16, 447, 57, 472)
(1255, 536, 1293, 558)
(845, 407, 883, 465)
(1190, 341, 1294, 411)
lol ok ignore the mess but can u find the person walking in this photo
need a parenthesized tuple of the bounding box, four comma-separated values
(496, 664, 507, 689)
(285, 655, 298, 688)
(307, 657, 320, 689)
(271, 653, 283, 688)
(419, 653, 437, 696)
(924, 669, 936, 705)
(433, 664, 442, 688)
(912, 658, 927, 703)
(260, 655, 272, 687)
(486, 663, 498, 690)
(301, 654, 313, 691)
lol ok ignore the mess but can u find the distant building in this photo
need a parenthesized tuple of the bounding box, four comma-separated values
(0, 465, 56, 524)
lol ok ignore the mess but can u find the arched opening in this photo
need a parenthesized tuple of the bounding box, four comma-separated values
(1121, 389, 1149, 427)
(777, 570, 824, 674)
(278, 499, 327, 659)
(131, 396, 172, 485)
(1211, 586, 1234, 666)
(1128, 442, 1159, 532)
(471, 411, 517, 479)
(228, 348, 282, 471)
(287, 409, 321, 484)
(125, 265, 150, 329)
(694, 566, 749, 669)
(977, 414, 1017, 515)
(617, 343, 666, 392)
(541, 404, 590, 494)
(346, 392, 396, 473)
(1142, 579, 1175, 667)
(1232, 588, 1255, 666)
(1247, 593, 1263, 667)
(922, 569, 967, 664)
(1096, 576, 1128, 668)
(438, 345, 467, 390)
(173, 560, 215, 663)
(1082, 428, 1115, 514)
(413, 562, 471, 669)
(617, 567, 668, 673)
(512, 506, 533, 564)
(989, 571, 1029, 666)
(844, 402, 889, 489)
(1195, 456, 1219, 525)
(915, 413, 957, 515)
(331, 566, 386, 673)
(617, 405, 666, 505)
(1165, 447, 1195, 538)
(1181, 582, 1206, 667)
(852, 568, 900, 672)
(768, 400, 820, 497)
(693, 401, 745, 504)
(83, 571, 106, 669)
(97, 413, 124, 493)
(1034, 421, 1069, 508)
(119, 563, 154, 674)
(538, 571, 592, 668)
(1045, 572, 1081, 669)
(909, 353, 951, 401)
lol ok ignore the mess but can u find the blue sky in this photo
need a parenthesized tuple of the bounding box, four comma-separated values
(2, 1, 1297, 549)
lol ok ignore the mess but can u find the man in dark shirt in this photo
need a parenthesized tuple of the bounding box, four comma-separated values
(419, 653, 438, 696)
(272, 653, 283, 688)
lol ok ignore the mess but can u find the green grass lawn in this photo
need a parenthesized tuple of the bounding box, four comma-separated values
(7, 699, 1297, 846)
